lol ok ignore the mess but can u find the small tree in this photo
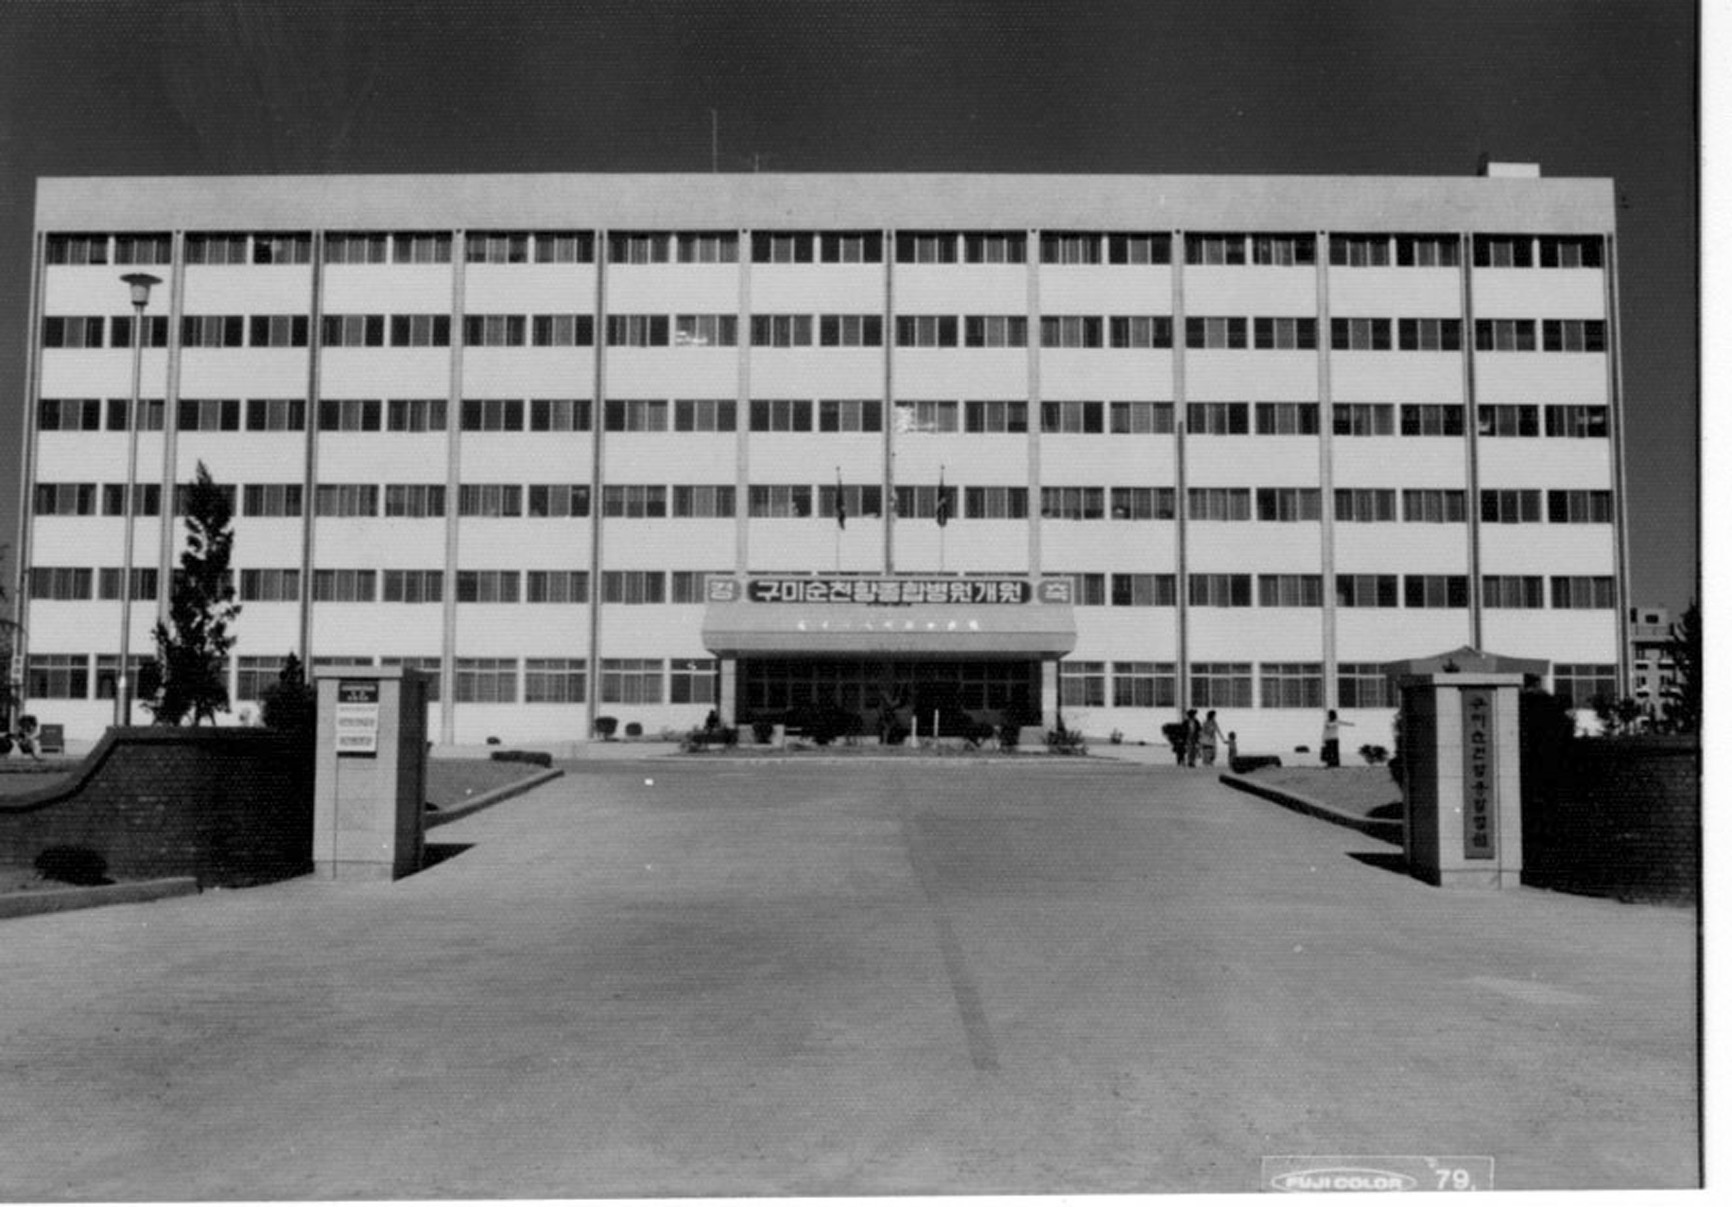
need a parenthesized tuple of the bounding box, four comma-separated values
(1662, 602, 1701, 734)
(144, 462, 241, 725)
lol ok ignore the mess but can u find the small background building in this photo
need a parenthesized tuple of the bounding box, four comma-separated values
(1628, 605, 1679, 721)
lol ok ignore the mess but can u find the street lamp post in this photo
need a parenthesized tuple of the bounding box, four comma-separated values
(115, 272, 162, 727)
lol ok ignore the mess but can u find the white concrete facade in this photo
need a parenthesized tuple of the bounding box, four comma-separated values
(14, 172, 1627, 754)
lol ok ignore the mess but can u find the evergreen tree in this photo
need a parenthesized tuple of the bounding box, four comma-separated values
(145, 463, 241, 725)
(1662, 601, 1701, 734)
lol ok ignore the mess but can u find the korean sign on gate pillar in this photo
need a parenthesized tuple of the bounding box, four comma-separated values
(334, 679, 381, 756)
(1461, 688, 1496, 860)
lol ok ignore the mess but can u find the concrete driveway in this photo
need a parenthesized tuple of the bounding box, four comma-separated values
(0, 758, 1698, 1196)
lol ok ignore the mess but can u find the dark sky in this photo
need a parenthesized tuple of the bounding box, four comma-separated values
(0, 0, 1699, 612)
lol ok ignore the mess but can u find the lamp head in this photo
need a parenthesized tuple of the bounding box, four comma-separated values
(121, 272, 162, 308)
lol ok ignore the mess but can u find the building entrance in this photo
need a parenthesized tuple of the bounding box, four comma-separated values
(738, 658, 1041, 740)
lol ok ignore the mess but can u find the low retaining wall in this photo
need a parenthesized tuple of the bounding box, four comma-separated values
(1522, 736, 1699, 902)
(0, 728, 314, 888)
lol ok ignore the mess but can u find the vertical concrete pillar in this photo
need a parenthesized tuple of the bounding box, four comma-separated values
(1025, 226, 1042, 577)
(882, 227, 896, 573)
(157, 234, 188, 632)
(1040, 658, 1060, 730)
(718, 657, 738, 726)
(1171, 229, 1190, 715)
(439, 233, 468, 744)
(1399, 672, 1524, 888)
(11, 230, 47, 730)
(298, 230, 325, 666)
(1316, 229, 1338, 709)
(1604, 234, 1634, 697)
(1460, 233, 1486, 651)
(585, 231, 610, 742)
(735, 227, 752, 576)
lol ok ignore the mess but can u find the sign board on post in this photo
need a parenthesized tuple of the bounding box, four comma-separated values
(334, 679, 380, 756)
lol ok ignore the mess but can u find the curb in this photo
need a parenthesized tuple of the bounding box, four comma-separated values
(0, 876, 200, 921)
(425, 768, 565, 829)
(1218, 773, 1404, 844)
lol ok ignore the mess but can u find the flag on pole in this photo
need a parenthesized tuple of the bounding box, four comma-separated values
(936, 468, 949, 527)
(835, 470, 846, 530)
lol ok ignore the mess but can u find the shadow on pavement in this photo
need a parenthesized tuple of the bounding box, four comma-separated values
(1348, 850, 1409, 877)
(417, 842, 474, 873)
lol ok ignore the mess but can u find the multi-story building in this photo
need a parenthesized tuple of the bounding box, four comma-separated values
(1629, 605, 1679, 720)
(11, 166, 1629, 750)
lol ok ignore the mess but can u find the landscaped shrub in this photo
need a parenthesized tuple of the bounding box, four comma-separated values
(594, 716, 618, 740)
(681, 725, 740, 752)
(1230, 755, 1282, 774)
(752, 719, 776, 744)
(624, 721, 643, 738)
(1359, 744, 1389, 765)
(792, 702, 852, 746)
(998, 723, 1020, 750)
(952, 713, 997, 746)
(34, 845, 111, 887)
(259, 653, 315, 736)
(1045, 724, 1088, 755)
(489, 749, 553, 768)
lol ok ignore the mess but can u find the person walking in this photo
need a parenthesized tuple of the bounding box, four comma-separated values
(1183, 708, 1202, 767)
(1200, 710, 1223, 766)
(1226, 731, 1239, 770)
(1321, 708, 1353, 768)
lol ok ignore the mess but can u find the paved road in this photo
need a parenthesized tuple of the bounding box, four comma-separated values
(0, 759, 1698, 1196)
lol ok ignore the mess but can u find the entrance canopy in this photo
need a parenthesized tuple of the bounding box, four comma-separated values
(701, 601, 1076, 659)
(1381, 645, 1550, 682)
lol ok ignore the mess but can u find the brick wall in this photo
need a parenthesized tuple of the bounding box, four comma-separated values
(1522, 734, 1700, 902)
(0, 728, 315, 887)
